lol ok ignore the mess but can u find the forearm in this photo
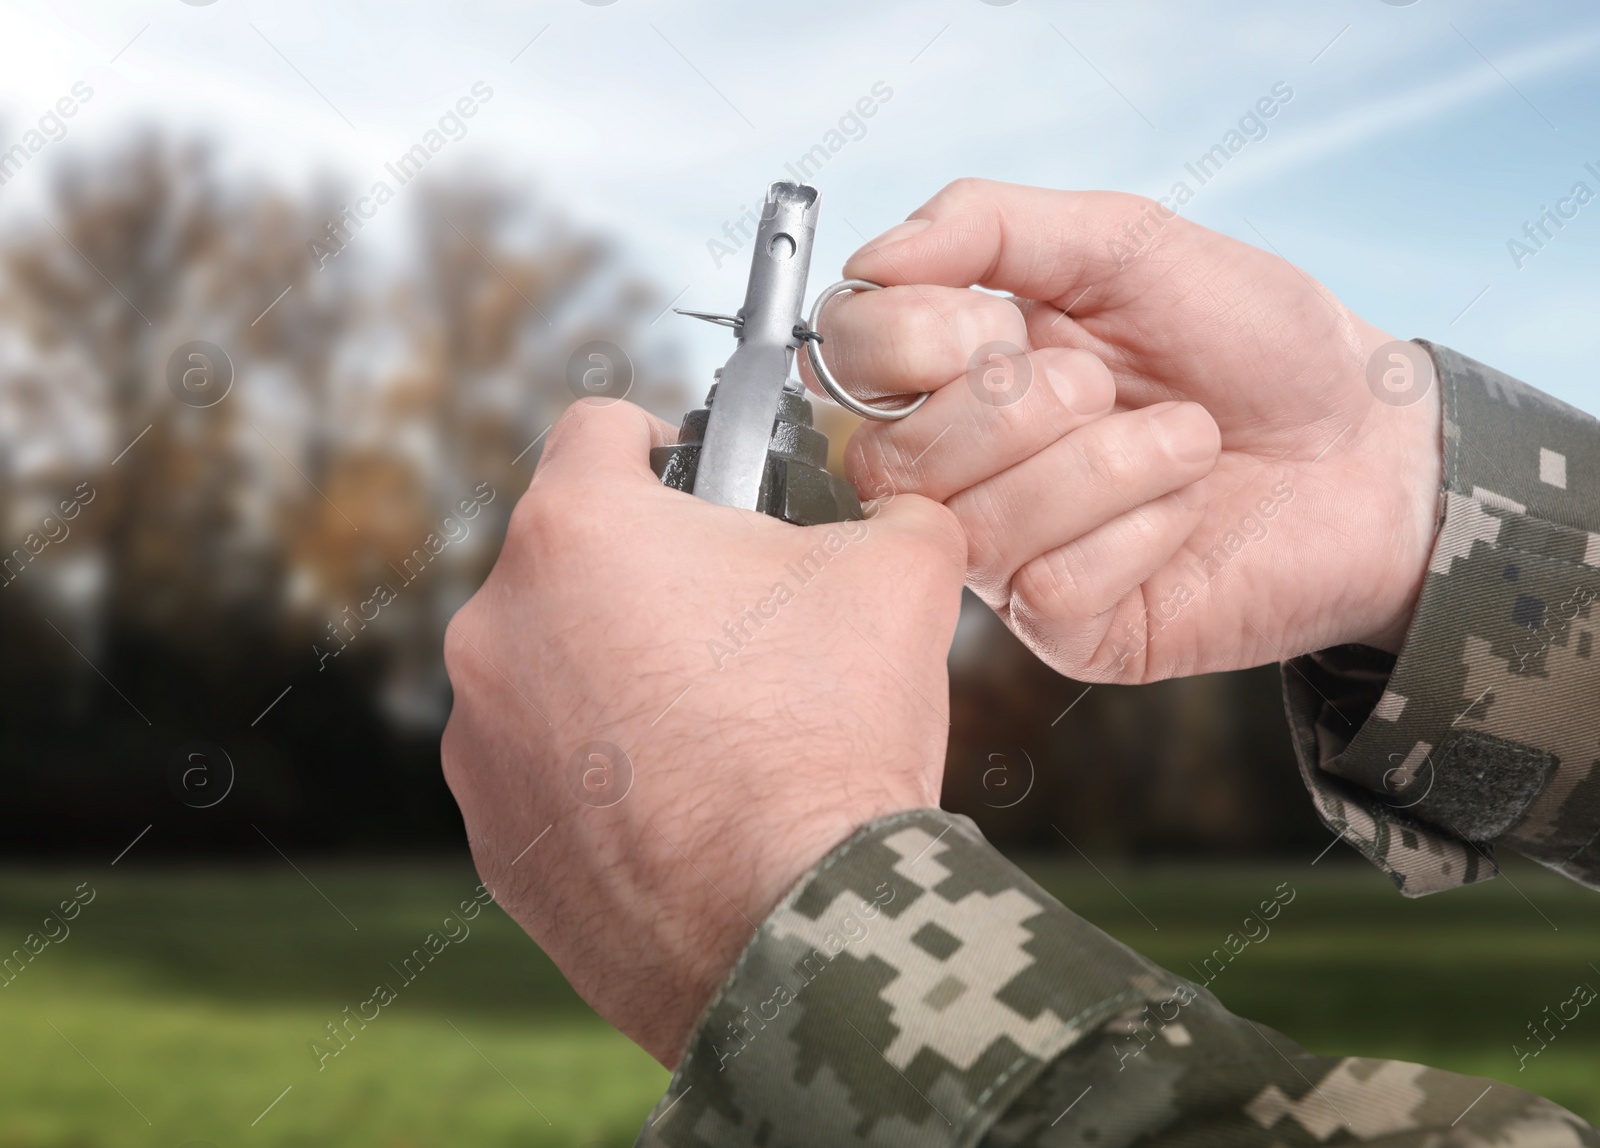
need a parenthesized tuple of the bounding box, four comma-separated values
(635, 808, 1596, 1147)
(635, 809, 1158, 1146)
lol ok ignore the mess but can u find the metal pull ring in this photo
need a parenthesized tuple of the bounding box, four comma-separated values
(805, 279, 930, 422)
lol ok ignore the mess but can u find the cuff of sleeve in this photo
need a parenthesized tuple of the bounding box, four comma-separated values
(1283, 341, 1600, 896)
(635, 809, 1193, 1148)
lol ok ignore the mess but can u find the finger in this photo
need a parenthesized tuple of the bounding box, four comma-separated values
(842, 179, 1187, 309)
(846, 347, 1116, 504)
(798, 284, 1027, 401)
(953, 401, 1220, 603)
(533, 398, 679, 487)
(1005, 481, 1211, 681)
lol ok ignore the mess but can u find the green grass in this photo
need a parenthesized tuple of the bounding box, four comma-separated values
(0, 853, 1593, 1146)
(0, 862, 665, 1147)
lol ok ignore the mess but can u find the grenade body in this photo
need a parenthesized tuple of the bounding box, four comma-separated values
(651, 382, 862, 526)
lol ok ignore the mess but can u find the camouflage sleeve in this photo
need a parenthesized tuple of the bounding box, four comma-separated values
(1283, 341, 1600, 896)
(635, 809, 1595, 1147)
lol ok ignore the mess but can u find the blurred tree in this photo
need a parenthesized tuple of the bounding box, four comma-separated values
(0, 130, 1321, 860)
(0, 132, 678, 851)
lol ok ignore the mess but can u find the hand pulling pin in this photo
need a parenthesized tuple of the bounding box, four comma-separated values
(803, 280, 928, 422)
(649, 182, 931, 526)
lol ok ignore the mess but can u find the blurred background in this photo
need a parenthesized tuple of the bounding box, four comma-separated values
(0, 1, 1596, 1144)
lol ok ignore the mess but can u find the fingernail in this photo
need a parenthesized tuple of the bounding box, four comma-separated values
(1150, 403, 1219, 464)
(850, 217, 932, 262)
(953, 307, 996, 359)
(1044, 360, 1088, 413)
(1175, 477, 1210, 511)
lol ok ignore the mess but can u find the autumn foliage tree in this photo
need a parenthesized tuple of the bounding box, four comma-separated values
(0, 133, 676, 850)
(0, 132, 1320, 860)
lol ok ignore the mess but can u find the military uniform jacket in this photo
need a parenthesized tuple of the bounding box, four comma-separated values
(637, 344, 1600, 1147)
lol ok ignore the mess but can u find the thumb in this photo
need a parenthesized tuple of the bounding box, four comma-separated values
(843, 180, 1175, 307)
(863, 491, 968, 581)
(533, 398, 677, 488)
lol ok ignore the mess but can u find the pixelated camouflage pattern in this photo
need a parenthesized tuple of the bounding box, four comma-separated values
(636, 809, 1596, 1147)
(984, 1002, 1597, 1147)
(1284, 342, 1600, 896)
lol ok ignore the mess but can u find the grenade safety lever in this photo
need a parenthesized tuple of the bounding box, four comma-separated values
(650, 181, 863, 526)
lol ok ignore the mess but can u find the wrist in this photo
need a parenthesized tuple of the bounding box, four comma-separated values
(645, 787, 937, 1068)
(1340, 331, 1444, 655)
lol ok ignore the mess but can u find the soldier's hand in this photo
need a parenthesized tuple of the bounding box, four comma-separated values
(440, 398, 965, 1066)
(805, 178, 1442, 682)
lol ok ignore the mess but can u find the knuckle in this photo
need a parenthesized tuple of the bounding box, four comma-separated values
(439, 715, 465, 786)
(846, 428, 912, 500)
(923, 178, 1002, 229)
(1099, 506, 1167, 564)
(536, 403, 583, 462)
(1011, 544, 1085, 622)
(954, 487, 1011, 590)
(505, 485, 566, 557)
(897, 314, 955, 384)
(1080, 435, 1139, 492)
(1094, 189, 1160, 226)
(953, 299, 1028, 371)
(938, 176, 993, 207)
(442, 601, 478, 685)
(1097, 190, 1191, 261)
(508, 481, 621, 574)
(849, 289, 966, 394)
(1088, 601, 1154, 683)
(1009, 528, 1160, 684)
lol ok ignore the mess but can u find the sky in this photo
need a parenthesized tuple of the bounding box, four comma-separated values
(1, 0, 1598, 410)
